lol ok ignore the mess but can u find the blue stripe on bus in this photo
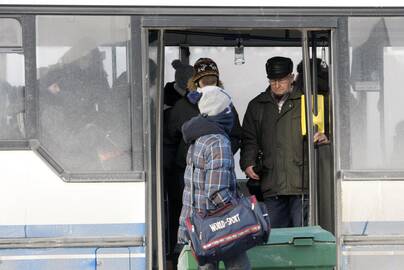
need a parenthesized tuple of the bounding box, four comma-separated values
(0, 225, 26, 238)
(0, 247, 146, 270)
(0, 223, 145, 238)
(0, 246, 145, 255)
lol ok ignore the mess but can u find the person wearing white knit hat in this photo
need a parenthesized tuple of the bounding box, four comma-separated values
(197, 86, 232, 117)
(178, 58, 251, 270)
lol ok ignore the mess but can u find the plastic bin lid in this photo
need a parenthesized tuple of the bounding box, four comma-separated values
(268, 226, 335, 245)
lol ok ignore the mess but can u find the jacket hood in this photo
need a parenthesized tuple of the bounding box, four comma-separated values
(181, 107, 233, 144)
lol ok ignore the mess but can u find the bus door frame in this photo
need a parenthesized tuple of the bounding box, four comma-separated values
(141, 15, 338, 270)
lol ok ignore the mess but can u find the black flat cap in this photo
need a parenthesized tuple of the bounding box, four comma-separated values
(265, 56, 293, 79)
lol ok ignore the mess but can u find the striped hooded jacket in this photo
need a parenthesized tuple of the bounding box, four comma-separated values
(177, 107, 238, 244)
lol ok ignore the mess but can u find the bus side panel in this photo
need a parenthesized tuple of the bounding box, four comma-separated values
(0, 247, 146, 270)
(0, 151, 145, 227)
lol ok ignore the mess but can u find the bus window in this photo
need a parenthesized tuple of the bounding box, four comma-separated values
(346, 17, 404, 170)
(0, 18, 25, 140)
(164, 46, 180, 86)
(36, 16, 137, 173)
(340, 17, 404, 238)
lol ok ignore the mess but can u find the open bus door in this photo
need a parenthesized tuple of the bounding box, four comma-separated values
(143, 16, 337, 270)
(302, 30, 334, 231)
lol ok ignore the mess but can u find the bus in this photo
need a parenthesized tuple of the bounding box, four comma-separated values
(0, 4, 404, 270)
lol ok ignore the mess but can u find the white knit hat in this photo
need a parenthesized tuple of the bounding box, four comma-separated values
(197, 86, 231, 116)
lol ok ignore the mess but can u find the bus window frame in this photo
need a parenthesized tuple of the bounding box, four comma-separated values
(0, 16, 28, 149)
(33, 15, 146, 183)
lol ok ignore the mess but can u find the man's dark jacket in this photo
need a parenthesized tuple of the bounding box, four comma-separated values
(240, 88, 309, 198)
(166, 96, 242, 169)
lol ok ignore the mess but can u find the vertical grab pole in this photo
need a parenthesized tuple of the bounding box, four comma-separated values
(302, 30, 318, 226)
(311, 32, 320, 226)
(311, 32, 318, 116)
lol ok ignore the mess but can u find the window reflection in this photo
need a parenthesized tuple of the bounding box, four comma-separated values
(346, 18, 404, 170)
(0, 53, 25, 140)
(37, 16, 133, 172)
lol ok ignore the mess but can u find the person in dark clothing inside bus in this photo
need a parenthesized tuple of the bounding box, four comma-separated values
(162, 59, 194, 269)
(293, 58, 334, 232)
(240, 56, 328, 228)
(166, 57, 242, 180)
(294, 58, 330, 136)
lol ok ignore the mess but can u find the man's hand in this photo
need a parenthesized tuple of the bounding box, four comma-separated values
(245, 165, 260, 180)
(314, 132, 329, 145)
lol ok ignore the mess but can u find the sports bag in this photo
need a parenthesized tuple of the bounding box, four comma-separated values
(186, 195, 270, 265)
(185, 144, 270, 265)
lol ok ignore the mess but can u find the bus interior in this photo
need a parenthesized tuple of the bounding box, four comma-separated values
(159, 28, 334, 269)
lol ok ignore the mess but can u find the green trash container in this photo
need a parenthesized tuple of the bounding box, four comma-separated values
(177, 226, 336, 270)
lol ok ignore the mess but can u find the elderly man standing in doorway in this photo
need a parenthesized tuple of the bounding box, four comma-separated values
(240, 56, 328, 228)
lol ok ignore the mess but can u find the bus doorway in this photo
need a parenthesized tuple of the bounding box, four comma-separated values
(148, 25, 335, 270)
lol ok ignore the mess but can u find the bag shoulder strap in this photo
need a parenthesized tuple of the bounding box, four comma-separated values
(189, 144, 195, 214)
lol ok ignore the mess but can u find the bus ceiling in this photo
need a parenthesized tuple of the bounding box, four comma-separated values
(163, 29, 330, 47)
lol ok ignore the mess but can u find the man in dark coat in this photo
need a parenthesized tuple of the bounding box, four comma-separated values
(240, 56, 328, 228)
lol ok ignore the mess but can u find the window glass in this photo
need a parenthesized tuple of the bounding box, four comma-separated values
(0, 18, 22, 47)
(339, 17, 404, 236)
(164, 46, 180, 86)
(344, 17, 404, 170)
(36, 16, 135, 172)
(0, 53, 25, 139)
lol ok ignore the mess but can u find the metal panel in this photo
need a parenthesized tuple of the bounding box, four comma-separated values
(0, 140, 29, 149)
(33, 143, 146, 182)
(21, 15, 36, 140)
(341, 170, 404, 181)
(302, 30, 317, 226)
(0, 237, 144, 249)
(62, 172, 145, 183)
(145, 28, 164, 270)
(1, 6, 404, 17)
(0, 47, 23, 53)
(344, 235, 404, 245)
(131, 16, 145, 173)
(142, 27, 153, 270)
(333, 16, 349, 270)
(143, 16, 338, 28)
